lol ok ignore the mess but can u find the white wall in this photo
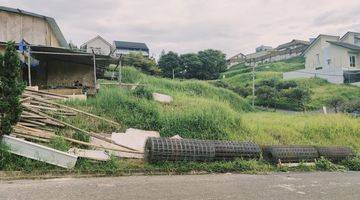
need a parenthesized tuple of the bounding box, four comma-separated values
(84, 38, 112, 55)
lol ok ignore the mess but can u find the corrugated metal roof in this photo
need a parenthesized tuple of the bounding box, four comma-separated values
(114, 41, 149, 51)
(0, 6, 68, 48)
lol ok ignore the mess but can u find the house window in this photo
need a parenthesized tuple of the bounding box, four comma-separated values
(350, 55, 356, 67)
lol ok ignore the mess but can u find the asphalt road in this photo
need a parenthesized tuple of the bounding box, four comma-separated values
(0, 172, 359, 200)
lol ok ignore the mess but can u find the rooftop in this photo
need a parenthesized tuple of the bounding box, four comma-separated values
(114, 41, 149, 51)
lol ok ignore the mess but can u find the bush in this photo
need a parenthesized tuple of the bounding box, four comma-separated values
(341, 155, 360, 171)
(327, 96, 345, 113)
(341, 99, 360, 113)
(132, 86, 153, 100)
(315, 157, 344, 171)
(0, 42, 25, 135)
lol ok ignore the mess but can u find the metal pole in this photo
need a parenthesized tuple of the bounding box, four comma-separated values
(27, 47, 32, 86)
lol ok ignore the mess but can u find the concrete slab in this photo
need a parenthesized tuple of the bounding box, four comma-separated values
(1, 135, 78, 169)
(152, 93, 173, 103)
(68, 148, 109, 161)
(90, 137, 144, 159)
(111, 128, 160, 152)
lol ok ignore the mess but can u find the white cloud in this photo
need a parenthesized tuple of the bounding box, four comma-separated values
(1, 0, 360, 58)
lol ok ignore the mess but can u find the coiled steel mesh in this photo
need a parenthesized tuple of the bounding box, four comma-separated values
(316, 146, 354, 162)
(145, 138, 261, 163)
(263, 145, 319, 163)
(213, 140, 261, 161)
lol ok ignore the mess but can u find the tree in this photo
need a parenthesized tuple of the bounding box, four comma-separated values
(0, 42, 25, 136)
(197, 49, 226, 80)
(122, 52, 160, 75)
(180, 53, 202, 79)
(158, 51, 183, 78)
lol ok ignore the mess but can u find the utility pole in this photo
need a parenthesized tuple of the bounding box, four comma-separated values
(118, 57, 122, 84)
(172, 68, 175, 79)
(252, 58, 255, 108)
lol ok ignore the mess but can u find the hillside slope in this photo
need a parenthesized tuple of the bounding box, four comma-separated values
(219, 57, 360, 110)
(66, 67, 252, 140)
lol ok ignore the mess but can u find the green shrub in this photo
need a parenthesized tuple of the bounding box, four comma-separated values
(341, 99, 360, 113)
(341, 155, 360, 171)
(315, 157, 344, 171)
(132, 86, 153, 100)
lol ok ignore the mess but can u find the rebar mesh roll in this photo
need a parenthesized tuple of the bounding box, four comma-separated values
(263, 145, 319, 163)
(145, 137, 216, 163)
(213, 141, 261, 161)
(316, 146, 354, 162)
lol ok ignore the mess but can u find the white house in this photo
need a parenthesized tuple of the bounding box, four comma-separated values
(80, 35, 113, 55)
(284, 32, 360, 84)
(113, 41, 149, 57)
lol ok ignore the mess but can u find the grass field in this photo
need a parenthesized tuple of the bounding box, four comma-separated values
(1, 66, 359, 174)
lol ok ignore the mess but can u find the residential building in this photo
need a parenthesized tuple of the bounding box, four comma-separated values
(0, 6, 67, 48)
(80, 35, 113, 55)
(113, 41, 149, 57)
(256, 45, 273, 52)
(284, 32, 360, 84)
(226, 53, 246, 67)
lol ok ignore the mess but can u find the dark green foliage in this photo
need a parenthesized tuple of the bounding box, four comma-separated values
(253, 78, 310, 110)
(132, 86, 153, 100)
(158, 49, 227, 80)
(341, 155, 360, 171)
(255, 86, 278, 108)
(122, 52, 160, 75)
(0, 42, 25, 135)
(197, 49, 227, 80)
(315, 157, 345, 171)
(327, 96, 345, 113)
(340, 99, 360, 113)
(158, 51, 183, 78)
(180, 53, 202, 79)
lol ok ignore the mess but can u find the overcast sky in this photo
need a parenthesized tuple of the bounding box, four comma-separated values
(2, 0, 360, 58)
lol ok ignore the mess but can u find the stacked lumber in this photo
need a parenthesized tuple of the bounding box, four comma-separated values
(10, 88, 143, 161)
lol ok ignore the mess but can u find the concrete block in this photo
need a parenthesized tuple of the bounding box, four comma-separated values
(152, 93, 173, 103)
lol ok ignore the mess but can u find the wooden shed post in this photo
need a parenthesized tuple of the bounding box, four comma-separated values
(27, 47, 32, 86)
(93, 53, 97, 89)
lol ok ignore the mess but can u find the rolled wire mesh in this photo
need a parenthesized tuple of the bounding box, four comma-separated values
(213, 141, 261, 161)
(144, 137, 216, 163)
(316, 146, 354, 162)
(263, 145, 319, 163)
